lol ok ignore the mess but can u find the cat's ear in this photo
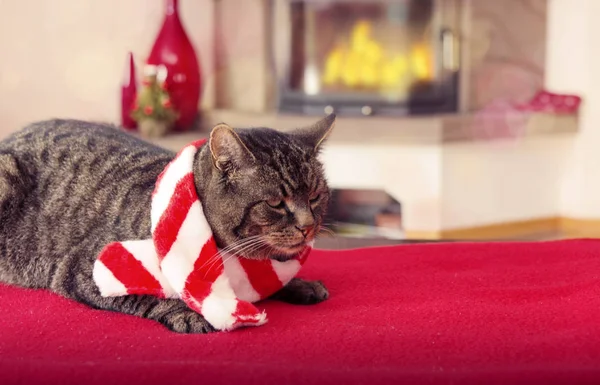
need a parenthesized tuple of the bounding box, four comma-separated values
(209, 123, 255, 173)
(291, 113, 336, 152)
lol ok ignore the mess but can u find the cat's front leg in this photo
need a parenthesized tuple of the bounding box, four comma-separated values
(142, 298, 217, 333)
(92, 294, 217, 334)
(270, 278, 329, 305)
(50, 261, 216, 333)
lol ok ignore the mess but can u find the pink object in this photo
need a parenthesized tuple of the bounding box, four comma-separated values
(120, 52, 137, 130)
(471, 99, 528, 141)
(147, 0, 201, 131)
(93, 140, 311, 331)
(516, 90, 582, 114)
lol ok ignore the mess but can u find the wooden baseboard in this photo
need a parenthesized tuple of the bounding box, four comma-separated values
(402, 230, 442, 240)
(405, 216, 600, 240)
(440, 217, 560, 240)
(559, 218, 600, 238)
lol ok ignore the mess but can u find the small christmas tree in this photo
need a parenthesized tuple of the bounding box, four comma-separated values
(131, 65, 178, 138)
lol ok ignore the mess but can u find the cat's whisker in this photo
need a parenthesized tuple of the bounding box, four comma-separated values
(202, 237, 270, 277)
(197, 235, 263, 272)
(197, 252, 221, 270)
(227, 238, 270, 259)
(220, 239, 270, 262)
(220, 236, 267, 257)
(239, 240, 271, 258)
(217, 252, 238, 271)
(224, 238, 271, 260)
(216, 235, 262, 256)
(318, 227, 336, 237)
(241, 242, 271, 259)
(203, 247, 259, 278)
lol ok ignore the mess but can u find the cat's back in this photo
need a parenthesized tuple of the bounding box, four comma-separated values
(1, 119, 176, 193)
(0, 119, 175, 243)
(1, 119, 173, 163)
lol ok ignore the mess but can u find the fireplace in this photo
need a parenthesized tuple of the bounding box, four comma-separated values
(271, 0, 462, 116)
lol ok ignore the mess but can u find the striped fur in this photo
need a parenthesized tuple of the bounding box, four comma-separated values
(0, 116, 334, 333)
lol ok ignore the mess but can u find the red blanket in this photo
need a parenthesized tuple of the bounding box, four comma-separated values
(1, 239, 600, 385)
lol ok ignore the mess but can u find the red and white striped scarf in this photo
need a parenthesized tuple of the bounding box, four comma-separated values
(92, 140, 311, 331)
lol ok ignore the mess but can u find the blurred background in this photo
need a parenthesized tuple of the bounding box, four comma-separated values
(0, 0, 595, 246)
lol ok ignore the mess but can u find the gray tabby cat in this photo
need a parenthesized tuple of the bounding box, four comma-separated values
(0, 114, 335, 333)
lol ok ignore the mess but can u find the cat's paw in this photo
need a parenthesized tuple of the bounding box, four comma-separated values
(271, 278, 329, 305)
(301, 280, 330, 304)
(160, 309, 217, 334)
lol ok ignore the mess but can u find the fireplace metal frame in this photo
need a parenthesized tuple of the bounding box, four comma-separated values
(270, 0, 463, 117)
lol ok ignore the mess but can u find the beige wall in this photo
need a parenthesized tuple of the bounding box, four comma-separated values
(214, 0, 271, 112)
(441, 135, 572, 229)
(547, 0, 600, 219)
(0, 0, 214, 138)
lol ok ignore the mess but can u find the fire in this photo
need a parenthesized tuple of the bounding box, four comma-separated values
(322, 20, 433, 91)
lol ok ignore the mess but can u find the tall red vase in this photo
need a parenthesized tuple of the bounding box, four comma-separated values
(147, 0, 202, 131)
(121, 52, 138, 130)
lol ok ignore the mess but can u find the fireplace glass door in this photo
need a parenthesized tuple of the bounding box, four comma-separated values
(271, 0, 461, 116)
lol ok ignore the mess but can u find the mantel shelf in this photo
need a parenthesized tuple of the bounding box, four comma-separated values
(141, 109, 579, 150)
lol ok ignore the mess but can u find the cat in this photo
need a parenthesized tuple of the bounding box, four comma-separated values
(0, 114, 335, 333)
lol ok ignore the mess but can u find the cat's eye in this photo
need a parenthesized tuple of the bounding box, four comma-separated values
(266, 199, 286, 209)
(309, 194, 321, 204)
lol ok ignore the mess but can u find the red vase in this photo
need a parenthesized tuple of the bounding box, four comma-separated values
(147, 0, 202, 131)
(121, 52, 138, 130)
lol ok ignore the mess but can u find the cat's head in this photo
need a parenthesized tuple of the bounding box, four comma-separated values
(195, 114, 335, 261)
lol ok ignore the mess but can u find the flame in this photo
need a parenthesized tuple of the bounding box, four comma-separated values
(322, 20, 433, 91)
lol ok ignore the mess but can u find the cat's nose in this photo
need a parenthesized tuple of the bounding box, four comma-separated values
(296, 225, 314, 238)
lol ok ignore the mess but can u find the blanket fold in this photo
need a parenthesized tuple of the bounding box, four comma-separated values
(92, 140, 311, 331)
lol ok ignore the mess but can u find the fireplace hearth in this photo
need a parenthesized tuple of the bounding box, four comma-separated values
(271, 0, 462, 116)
